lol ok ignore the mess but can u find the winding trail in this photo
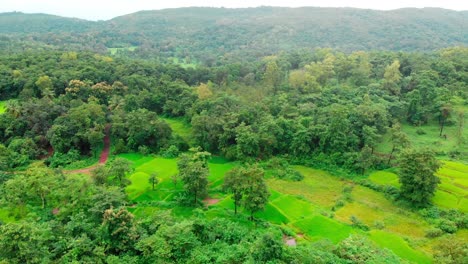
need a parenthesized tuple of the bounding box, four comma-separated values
(65, 124, 111, 175)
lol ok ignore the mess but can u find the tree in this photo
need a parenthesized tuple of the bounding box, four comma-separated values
(263, 59, 282, 91)
(383, 60, 402, 95)
(148, 172, 159, 190)
(223, 167, 245, 214)
(433, 236, 468, 264)
(108, 158, 133, 186)
(242, 164, 270, 220)
(177, 148, 211, 205)
(388, 123, 410, 165)
(398, 148, 441, 207)
(35, 75, 54, 99)
(92, 165, 108, 185)
(101, 207, 139, 254)
(0, 221, 53, 263)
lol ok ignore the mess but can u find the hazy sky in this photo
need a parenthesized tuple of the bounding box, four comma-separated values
(1, 0, 467, 20)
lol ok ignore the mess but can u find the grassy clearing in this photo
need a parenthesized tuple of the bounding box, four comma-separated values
(376, 118, 467, 160)
(0, 101, 5, 114)
(370, 230, 432, 264)
(171, 57, 197, 69)
(108, 46, 137, 55)
(160, 117, 194, 145)
(368, 160, 468, 212)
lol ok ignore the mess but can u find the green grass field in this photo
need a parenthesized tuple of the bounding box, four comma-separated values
(160, 117, 194, 145)
(0, 101, 7, 114)
(369, 161, 468, 212)
(375, 116, 468, 160)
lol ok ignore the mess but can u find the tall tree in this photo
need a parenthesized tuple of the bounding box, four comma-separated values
(383, 60, 402, 96)
(223, 167, 245, 214)
(242, 164, 270, 220)
(398, 148, 441, 207)
(388, 123, 410, 165)
(177, 148, 211, 205)
(148, 172, 159, 190)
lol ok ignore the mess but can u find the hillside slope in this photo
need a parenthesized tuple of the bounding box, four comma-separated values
(0, 7, 467, 60)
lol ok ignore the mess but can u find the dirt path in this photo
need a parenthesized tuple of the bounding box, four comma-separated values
(65, 124, 111, 175)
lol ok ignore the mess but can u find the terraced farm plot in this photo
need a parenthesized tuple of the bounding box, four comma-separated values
(370, 230, 432, 264)
(116, 156, 464, 263)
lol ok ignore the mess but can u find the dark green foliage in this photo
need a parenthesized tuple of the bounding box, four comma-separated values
(398, 149, 441, 207)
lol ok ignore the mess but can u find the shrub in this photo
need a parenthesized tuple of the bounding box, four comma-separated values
(438, 219, 458, 233)
(416, 128, 426, 135)
(373, 221, 385, 230)
(138, 145, 150, 155)
(47, 149, 80, 168)
(425, 228, 444, 238)
(113, 139, 127, 154)
(350, 215, 369, 231)
(162, 145, 180, 158)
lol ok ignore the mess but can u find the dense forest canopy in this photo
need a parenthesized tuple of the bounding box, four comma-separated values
(0, 6, 467, 264)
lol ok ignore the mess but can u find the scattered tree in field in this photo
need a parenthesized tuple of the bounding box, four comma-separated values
(148, 173, 159, 190)
(242, 164, 270, 220)
(438, 104, 452, 137)
(455, 110, 464, 144)
(108, 158, 133, 186)
(223, 167, 245, 214)
(177, 148, 211, 205)
(398, 148, 441, 207)
(388, 123, 410, 164)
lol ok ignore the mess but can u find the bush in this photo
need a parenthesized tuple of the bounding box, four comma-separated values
(350, 215, 369, 231)
(416, 128, 426, 135)
(438, 219, 458, 233)
(161, 145, 180, 158)
(425, 228, 444, 238)
(113, 139, 127, 154)
(47, 149, 80, 168)
(373, 221, 385, 230)
(138, 145, 150, 155)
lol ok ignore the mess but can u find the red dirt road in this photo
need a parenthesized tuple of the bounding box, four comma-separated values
(65, 124, 111, 175)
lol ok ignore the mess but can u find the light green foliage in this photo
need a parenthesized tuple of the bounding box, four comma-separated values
(0, 101, 5, 114)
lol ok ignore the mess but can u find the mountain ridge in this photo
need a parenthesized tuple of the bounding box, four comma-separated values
(0, 7, 466, 62)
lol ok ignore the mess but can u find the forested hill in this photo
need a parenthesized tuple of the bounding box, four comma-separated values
(0, 7, 467, 62)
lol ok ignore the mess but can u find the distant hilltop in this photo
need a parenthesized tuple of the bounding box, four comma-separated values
(0, 7, 466, 60)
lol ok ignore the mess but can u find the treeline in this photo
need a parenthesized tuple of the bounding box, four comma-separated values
(0, 47, 467, 170)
